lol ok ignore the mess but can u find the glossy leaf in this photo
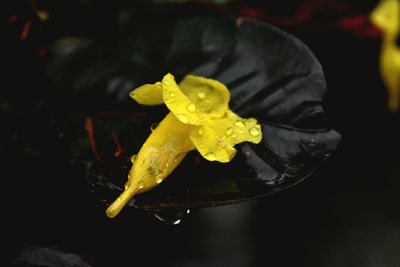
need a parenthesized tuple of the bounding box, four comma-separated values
(45, 17, 341, 211)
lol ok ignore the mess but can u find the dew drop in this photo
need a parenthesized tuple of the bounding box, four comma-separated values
(197, 92, 206, 99)
(235, 121, 245, 127)
(187, 103, 196, 112)
(176, 114, 189, 123)
(150, 122, 159, 132)
(228, 112, 237, 120)
(153, 209, 189, 225)
(169, 91, 176, 98)
(156, 177, 163, 184)
(249, 127, 259, 136)
(225, 127, 233, 136)
(130, 154, 136, 163)
(138, 182, 144, 189)
(205, 153, 216, 161)
(124, 181, 130, 189)
(163, 79, 170, 86)
(245, 118, 257, 125)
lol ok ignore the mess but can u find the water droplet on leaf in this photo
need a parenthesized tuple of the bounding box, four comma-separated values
(153, 209, 189, 225)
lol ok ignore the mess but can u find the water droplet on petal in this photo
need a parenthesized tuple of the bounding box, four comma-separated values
(156, 177, 163, 184)
(245, 118, 257, 125)
(226, 127, 233, 136)
(176, 114, 189, 123)
(169, 91, 176, 98)
(131, 154, 136, 163)
(138, 182, 144, 189)
(235, 121, 245, 127)
(163, 80, 170, 86)
(124, 181, 130, 189)
(197, 92, 206, 99)
(151, 122, 159, 132)
(228, 112, 237, 120)
(187, 103, 196, 112)
(205, 153, 216, 161)
(249, 127, 259, 136)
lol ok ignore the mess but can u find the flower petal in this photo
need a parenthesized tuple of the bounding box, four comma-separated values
(179, 75, 230, 118)
(189, 125, 237, 163)
(161, 73, 202, 125)
(189, 110, 261, 163)
(129, 82, 163, 106)
(207, 110, 262, 146)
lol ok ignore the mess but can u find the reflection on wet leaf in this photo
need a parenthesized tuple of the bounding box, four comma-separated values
(42, 17, 341, 212)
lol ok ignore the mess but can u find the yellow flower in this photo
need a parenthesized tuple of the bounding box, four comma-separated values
(131, 73, 262, 162)
(106, 73, 262, 218)
(370, 0, 400, 111)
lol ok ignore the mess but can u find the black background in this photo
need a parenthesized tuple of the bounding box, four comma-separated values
(3, 1, 400, 266)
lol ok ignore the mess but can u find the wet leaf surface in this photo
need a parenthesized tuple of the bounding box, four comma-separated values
(7, 16, 341, 212)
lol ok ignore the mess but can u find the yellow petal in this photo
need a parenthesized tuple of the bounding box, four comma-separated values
(161, 73, 202, 125)
(130, 82, 163, 106)
(179, 75, 230, 118)
(370, 0, 400, 35)
(189, 110, 262, 163)
(370, 0, 400, 111)
(189, 124, 237, 163)
(208, 110, 262, 146)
